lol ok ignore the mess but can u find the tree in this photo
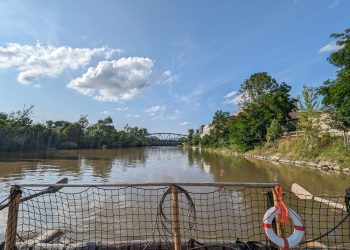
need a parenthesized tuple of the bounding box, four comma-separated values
(212, 111, 231, 134)
(63, 123, 84, 144)
(0, 108, 151, 151)
(239, 72, 279, 107)
(78, 115, 89, 130)
(266, 118, 282, 143)
(327, 109, 350, 147)
(87, 117, 118, 148)
(319, 27, 350, 147)
(191, 134, 201, 146)
(188, 129, 194, 145)
(228, 72, 294, 150)
(297, 85, 322, 149)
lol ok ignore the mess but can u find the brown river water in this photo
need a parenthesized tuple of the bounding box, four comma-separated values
(0, 146, 349, 244)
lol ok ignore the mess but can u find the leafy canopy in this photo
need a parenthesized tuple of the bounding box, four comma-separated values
(319, 27, 350, 134)
(229, 72, 294, 150)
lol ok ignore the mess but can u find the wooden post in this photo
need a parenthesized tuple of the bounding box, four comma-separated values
(171, 185, 181, 250)
(5, 185, 21, 250)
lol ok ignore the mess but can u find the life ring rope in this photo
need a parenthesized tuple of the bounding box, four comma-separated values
(262, 186, 305, 249)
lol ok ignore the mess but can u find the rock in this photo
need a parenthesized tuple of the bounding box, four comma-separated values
(318, 161, 326, 166)
(307, 162, 318, 168)
(294, 160, 304, 165)
(343, 168, 350, 173)
(270, 155, 280, 161)
(321, 165, 330, 171)
(332, 165, 341, 172)
(280, 159, 291, 164)
(305, 241, 328, 248)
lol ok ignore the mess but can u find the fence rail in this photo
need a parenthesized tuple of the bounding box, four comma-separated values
(19, 182, 279, 188)
(282, 130, 344, 138)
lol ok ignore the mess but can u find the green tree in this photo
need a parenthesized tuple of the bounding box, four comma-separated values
(0, 108, 152, 151)
(191, 134, 201, 146)
(229, 72, 294, 150)
(297, 86, 322, 150)
(266, 118, 282, 143)
(188, 129, 194, 145)
(319, 27, 350, 147)
(327, 110, 350, 147)
(87, 117, 118, 148)
(239, 72, 279, 107)
(63, 123, 84, 145)
(209, 111, 231, 147)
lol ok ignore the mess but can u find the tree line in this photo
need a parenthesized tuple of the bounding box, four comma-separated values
(188, 27, 350, 152)
(0, 107, 149, 152)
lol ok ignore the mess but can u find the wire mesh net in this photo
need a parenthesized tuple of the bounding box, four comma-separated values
(4, 183, 349, 249)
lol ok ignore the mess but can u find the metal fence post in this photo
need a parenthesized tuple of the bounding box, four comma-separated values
(171, 185, 181, 250)
(5, 185, 21, 250)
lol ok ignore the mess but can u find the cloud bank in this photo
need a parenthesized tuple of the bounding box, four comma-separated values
(68, 57, 154, 102)
(0, 42, 120, 84)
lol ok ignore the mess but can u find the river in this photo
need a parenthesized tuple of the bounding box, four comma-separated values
(0, 147, 348, 196)
(0, 146, 349, 244)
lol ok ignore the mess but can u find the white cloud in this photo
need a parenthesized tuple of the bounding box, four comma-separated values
(101, 110, 113, 115)
(0, 42, 121, 84)
(126, 113, 140, 118)
(168, 109, 181, 121)
(145, 105, 165, 117)
(328, 0, 340, 9)
(180, 121, 190, 126)
(68, 57, 154, 102)
(177, 85, 204, 103)
(157, 70, 177, 84)
(116, 107, 129, 111)
(224, 91, 242, 106)
(318, 42, 342, 53)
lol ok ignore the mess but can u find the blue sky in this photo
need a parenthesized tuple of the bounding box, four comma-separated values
(0, 0, 349, 133)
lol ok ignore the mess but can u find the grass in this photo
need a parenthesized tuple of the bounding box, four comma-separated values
(249, 135, 350, 169)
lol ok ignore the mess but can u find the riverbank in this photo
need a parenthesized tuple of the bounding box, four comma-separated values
(200, 141, 350, 175)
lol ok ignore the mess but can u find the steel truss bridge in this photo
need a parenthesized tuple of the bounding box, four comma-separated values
(146, 133, 187, 146)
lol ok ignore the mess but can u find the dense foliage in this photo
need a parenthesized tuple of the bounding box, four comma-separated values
(319, 28, 350, 147)
(0, 106, 149, 152)
(196, 72, 295, 151)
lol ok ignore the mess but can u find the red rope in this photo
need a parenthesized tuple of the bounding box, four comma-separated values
(274, 185, 289, 226)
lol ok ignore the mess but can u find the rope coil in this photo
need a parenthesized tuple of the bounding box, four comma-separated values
(273, 186, 289, 226)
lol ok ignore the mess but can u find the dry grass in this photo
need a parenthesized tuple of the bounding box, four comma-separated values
(249, 135, 350, 168)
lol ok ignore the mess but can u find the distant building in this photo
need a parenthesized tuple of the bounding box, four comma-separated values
(200, 124, 212, 138)
(198, 125, 204, 134)
(283, 112, 343, 137)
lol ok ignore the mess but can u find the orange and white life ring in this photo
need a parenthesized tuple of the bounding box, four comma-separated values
(263, 206, 305, 249)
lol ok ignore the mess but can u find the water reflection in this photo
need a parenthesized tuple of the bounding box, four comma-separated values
(192, 150, 349, 195)
(0, 147, 348, 197)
